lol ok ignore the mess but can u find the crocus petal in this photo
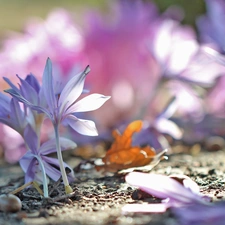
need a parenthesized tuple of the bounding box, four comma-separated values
(19, 151, 35, 172)
(172, 201, 225, 225)
(42, 58, 56, 114)
(122, 203, 168, 214)
(3, 77, 20, 92)
(58, 65, 90, 114)
(39, 137, 77, 155)
(20, 155, 36, 183)
(65, 115, 98, 136)
(23, 125, 38, 154)
(4, 88, 50, 116)
(155, 118, 182, 140)
(66, 94, 111, 114)
(25, 74, 40, 93)
(42, 156, 75, 181)
(10, 98, 25, 132)
(17, 75, 39, 105)
(0, 92, 10, 113)
(125, 172, 202, 205)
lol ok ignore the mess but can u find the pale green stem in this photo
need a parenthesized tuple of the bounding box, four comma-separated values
(34, 155, 49, 197)
(53, 123, 72, 194)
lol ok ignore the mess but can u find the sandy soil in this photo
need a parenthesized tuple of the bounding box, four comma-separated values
(0, 150, 225, 225)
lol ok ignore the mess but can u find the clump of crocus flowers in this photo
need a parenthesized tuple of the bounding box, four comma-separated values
(1, 58, 110, 196)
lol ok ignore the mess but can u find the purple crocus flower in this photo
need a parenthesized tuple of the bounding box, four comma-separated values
(5, 58, 110, 194)
(20, 124, 76, 197)
(123, 172, 209, 213)
(132, 97, 182, 150)
(5, 58, 110, 136)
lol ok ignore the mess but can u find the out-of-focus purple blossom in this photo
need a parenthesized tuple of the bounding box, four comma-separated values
(123, 172, 210, 213)
(20, 125, 75, 184)
(132, 97, 182, 150)
(171, 114, 225, 145)
(197, 0, 225, 53)
(83, 0, 159, 129)
(150, 18, 225, 87)
(0, 9, 85, 90)
(172, 200, 225, 225)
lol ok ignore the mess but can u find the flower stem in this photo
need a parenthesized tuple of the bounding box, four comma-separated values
(34, 156, 49, 197)
(53, 124, 73, 194)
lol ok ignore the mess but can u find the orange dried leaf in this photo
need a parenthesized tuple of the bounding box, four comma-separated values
(95, 120, 164, 172)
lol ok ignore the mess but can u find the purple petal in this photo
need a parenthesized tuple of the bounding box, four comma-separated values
(58, 65, 90, 114)
(39, 137, 77, 155)
(66, 94, 111, 114)
(3, 76, 20, 92)
(19, 151, 35, 172)
(25, 74, 40, 93)
(4, 88, 49, 115)
(172, 201, 225, 225)
(17, 75, 39, 105)
(42, 156, 75, 181)
(23, 125, 38, 154)
(19, 154, 36, 183)
(0, 93, 10, 113)
(125, 172, 202, 205)
(65, 115, 98, 136)
(10, 98, 25, 132)
(42, 58, 56, 114)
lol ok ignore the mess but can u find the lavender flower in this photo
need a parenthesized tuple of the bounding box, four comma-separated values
(123, 172, 209, 213)
(20, 125, 75, 197)
(5, 58, 110, 136)
(5, 58, 110, 193)
(0, 94, 27, 134)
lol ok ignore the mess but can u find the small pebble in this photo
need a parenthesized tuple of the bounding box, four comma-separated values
(0, 194, 22, 213)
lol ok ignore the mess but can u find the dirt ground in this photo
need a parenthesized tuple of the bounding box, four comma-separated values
(0, 149, 225, 225)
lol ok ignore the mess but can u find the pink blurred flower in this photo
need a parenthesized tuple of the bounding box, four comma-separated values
(83, 0, 159, 129)
(0, 8, 85, 89)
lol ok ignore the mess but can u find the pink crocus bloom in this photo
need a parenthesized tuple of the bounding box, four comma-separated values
(0, 9, 85, 89)
(83, 0, 159, 129)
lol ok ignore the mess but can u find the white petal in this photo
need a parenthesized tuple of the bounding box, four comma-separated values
(155, 118, 183, 139)
(66, 115, 98, 136)
(59, 66, 90, 113)
(66, 94, 110, 114)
